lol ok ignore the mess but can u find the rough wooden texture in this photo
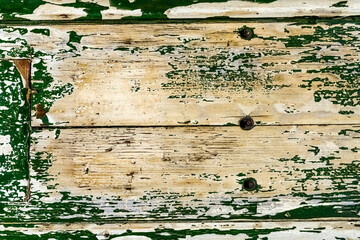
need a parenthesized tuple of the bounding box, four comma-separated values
(0, 59, 29, 202)
(16, 21, 359, 126)
(0, 221, 359, 239)
(0, 13, 359, 238)
(0, 0, 360, 20)
(28, 125, 360, 221)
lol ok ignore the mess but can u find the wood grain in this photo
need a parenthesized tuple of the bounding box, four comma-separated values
(29, 125, 360, 220)
(6, 22, 355, 127)
(1, 221, 359, 239)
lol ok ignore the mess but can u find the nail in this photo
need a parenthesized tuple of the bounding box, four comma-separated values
(243, 178, 257, 191)
(239, 27, 254, 40)
(239, 116, 254, 130)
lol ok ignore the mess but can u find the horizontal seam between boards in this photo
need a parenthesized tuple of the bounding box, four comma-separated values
(0, 218, 359, 225)
(1, 16, 360, 25)
(30, 123, 360, 130)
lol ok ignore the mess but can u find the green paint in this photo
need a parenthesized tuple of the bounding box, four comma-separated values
(63, 1, 108, 20)
(331, 1, 348, 7)
(259, 24, 360, 108)
(31, 59, 74, 125)
(338, 129, 360, 136)
(0, 22, 359, 226)
(0, 0, 45, 20)
(110, 0, 229, 18)
(63, 31, 86, 57)
(54, 129, 61, 139)
(4, 224, 341, 240)
(0, 60, 29, 201)
(0, 26, 28, 35)
(30, 28, 50, 36)
(308, 146, 320, 156)
(161, 45, 277, 99)
(110, 0, 277, 19)
(278, 155, 305, 164)
(338, 110, 354, 115)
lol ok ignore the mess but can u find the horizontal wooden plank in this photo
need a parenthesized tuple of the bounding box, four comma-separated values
(28, 125, 360, 221)
(0, 221, 359, 239)
(12, 21, 357, 126)
(0, 59, 29, 202)
(1, 23, 360, 127)
(1, 0, 360, 20)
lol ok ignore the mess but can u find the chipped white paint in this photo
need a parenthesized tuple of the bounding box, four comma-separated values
(0, 221, 358, 239)
(19, 4, 87, 20)
(5, 0, 360, 20)
(101, 8, 142, 19)
(0, 9, 358, 239)
(165, 0, 360, 19)
(0, 135, 12, 156)
(0, 23, 352, 126)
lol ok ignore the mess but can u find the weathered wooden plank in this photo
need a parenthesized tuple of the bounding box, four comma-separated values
(1, 23, 359, 127)
(0, 59, 29, 202)
(11, 21, 357, 126)
(0, 221, 359, 239)
(1, 0, 360, 20)
(28, 125, 360, 221)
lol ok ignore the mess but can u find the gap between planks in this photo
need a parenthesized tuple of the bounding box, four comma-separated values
(0, 218, 359, 225)
(31, 124, 360, 129)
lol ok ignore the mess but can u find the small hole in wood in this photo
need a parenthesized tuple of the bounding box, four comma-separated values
(239, 116, 254, 130)
(243, 178, 257, 191)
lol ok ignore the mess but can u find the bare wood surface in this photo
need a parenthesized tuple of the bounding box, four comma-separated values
(29, 125, 360, 220)
(3, 22, 354, 127)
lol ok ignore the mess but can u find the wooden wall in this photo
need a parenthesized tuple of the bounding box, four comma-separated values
(0, 0, 359, 239)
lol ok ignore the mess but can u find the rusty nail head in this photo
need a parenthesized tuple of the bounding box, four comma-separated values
(243, 178, 257, 191)
(240, 28, 254, 40)
(240, 116, 254, 130)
